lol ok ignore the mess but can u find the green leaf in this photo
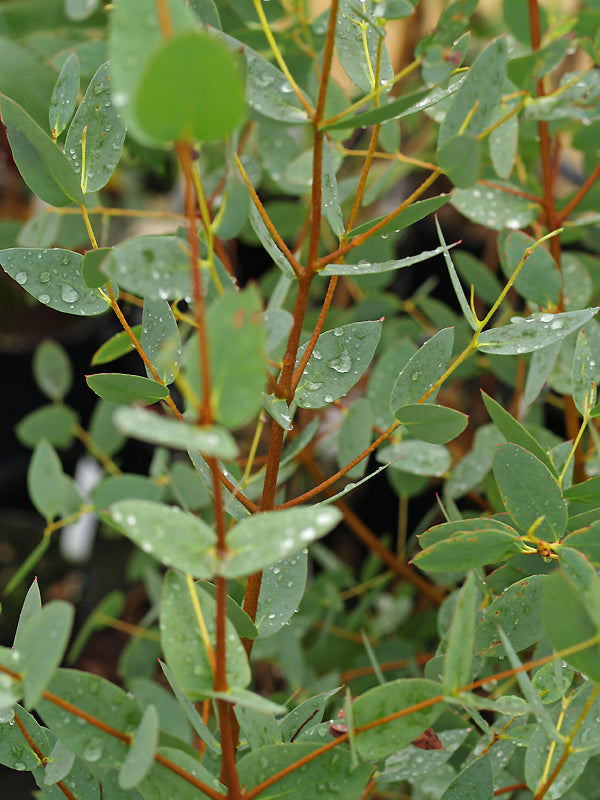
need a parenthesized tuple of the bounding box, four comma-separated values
(92, 326, 142, 366)
(13, 579, 42, 652)
(65, 0, 99, 20)
(108, 0, 198, 143)
(256, 551, 307, 639)
(481, 391, 555, 472)
(452, 182, 538, 230)
(16, 405, 78, 449)
(109, 500, 216, 577)
(0, 705, 46, 771)
(542, 569, 600, 682)
(42, 739, 76, 786)
(200, 583, 258, 641)
(444, 573, 477, 694)
(93, 475, 163, 510)
(186, 286, 266, 428)
(435, 217, 478, 330)
(86, 373, 169, 405)
(135, 31, 244, 144)
(119, 704, 159, 789)
(236, 706, 281, 750)
(37, 669, 142, 768)
(453, 250, 504, 306)
(27, 439, 64, 520)
(572, 329, 597, 415)
(353, 678, 444, 760)
(321, 136, 344, 237)
(0, 248, 108, 315)
(414, 528, 523, 573)
(113, 407, 237, 460)
(0, 95, 84, 206)
(102, 235, 191, 300)
(377, 440, 451, 476)
(348, 195, 449, 239)
(220, 506, 342, 578)
(82, 247, 112, 288)
(478, 308, 599, 355)
(214, 30, 308, 124)
(524, 342, 560, 406)
(262, 393, 293, 431)
(562, 521, 600, 566)
(237, 743, 372, 800)
(67, 590, 125, 664)
(557, 547, 600, 630)
(394, 404, 468, 444)
(440, 755, 493, 800)
(49, 50, 79, 138)
(475, 575, 547, 656)
(295, 321, 381, 409)
(19, 602, 74, 707)
(489, 104, 519, 179)
(141, 298, 182, 386)
(439, 36, 508, 146)
(248, 203, 296, 280)
(499, 230, 561, 307)
(335, 0, 393, 93)
(64, 61, 126, 193)
(493, 443, 567, 541)
(318, 242, 459, 276)
(438, 133, 481, 188)
(390, 328, 454, 411)
(160, 571, 250, 697)
(138, 747, 222, 800)
(159, 662, 221, 754)
(33, 340, 73, 401)
(338, 397, 372, 479)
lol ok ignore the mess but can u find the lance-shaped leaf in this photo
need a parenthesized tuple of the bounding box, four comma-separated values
(249, 204, 296, 280)
(86, 373, 169, 405)
(114, 407, 237, 459)
(119, 704, 158, 790)
(295, 321, 381, 409)
(352, 679, 445, 760)
(444, 573, 477, 694)
(27, 440, 64, 521)
(161, 571, 250, 697)
(92, 326, 142, 366)
(49, 50, 79, 139)
(0, 248, 107, 316)
(493, 443, 567, 541)
(0, 95, 83, 206)
(572, 329, 597, 415)
(65, 61, 126, 194)
(394, 403, 468, 444)
(109, 500, 216, 577)
(348, 195, 449, 239)
(318, 242, 459, 276)
(478, 308, 599, 354)
(219, 506, 342, 578)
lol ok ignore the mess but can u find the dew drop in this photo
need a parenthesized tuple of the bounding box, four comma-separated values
(61, 285, 80, 303)
(15, 271, 27, 285)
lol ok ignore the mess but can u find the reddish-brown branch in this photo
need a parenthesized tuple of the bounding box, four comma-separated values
(478, 179, 542, 205)
(291, 275, 339, 392)
(342, 653, 433, 682)
(494, 783, 528, 796)
(557, 159, 600, 224)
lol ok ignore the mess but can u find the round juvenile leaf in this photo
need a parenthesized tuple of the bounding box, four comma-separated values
(16, 405, 79, 449)
(295, 321, 381, 409)
(394, 404, 468, 444)
(160, 571, 250, 697)
(33, 340, 72, 401)
(64, 61, 126, 194)
(109, 500, 216, 577)
(475, 575, 547, 656)
(0, 248, 108, 315)
(353, 679, 445, 760)
(135, 32, 244, 143)
(220, 506, 342, 578)
(102, 235, 191, 300)
(452, 182, 538, 230)
(493, 443, 567, 541)
(92, 475, 163, 510)
(113, 407, 237, 460)
(390, 328, 454, 412)
(86, 373, 169, 405)
(377, 440, 451, 477)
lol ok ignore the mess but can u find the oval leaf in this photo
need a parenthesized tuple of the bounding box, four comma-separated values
(86, 373, 169, 405)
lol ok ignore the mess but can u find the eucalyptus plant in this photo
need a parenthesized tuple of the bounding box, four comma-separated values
(3, 0, 600, 798)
